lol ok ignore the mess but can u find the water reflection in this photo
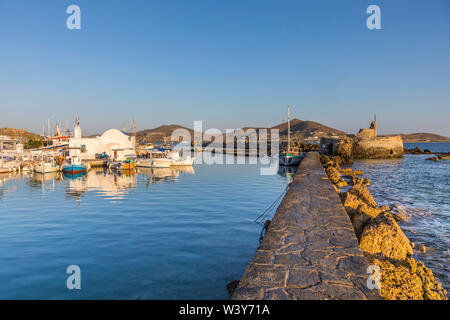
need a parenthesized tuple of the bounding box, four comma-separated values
(277, 166, 297, 184)
(0, 161, 288, 299)
(13, 167, 198, 204)
(137, 166, 195, 184)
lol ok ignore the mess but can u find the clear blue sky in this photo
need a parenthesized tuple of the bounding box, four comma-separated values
(0, 0, 449, 136)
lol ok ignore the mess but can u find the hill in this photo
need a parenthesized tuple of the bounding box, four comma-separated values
(136, 119, 347, 144)
(388, 133, 450, 143)
(271, 118, 347, 142)
(0, 127, 44, 148)
(136, 125, 194, 144)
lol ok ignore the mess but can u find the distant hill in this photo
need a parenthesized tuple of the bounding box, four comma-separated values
(0, 127, 44, 149)
(390, 133, 450, 143)
(0, 127, 43, 142)
(271, 118, 347, 141)
(136, 125, 194, 144)
(136, 119, 347, 144)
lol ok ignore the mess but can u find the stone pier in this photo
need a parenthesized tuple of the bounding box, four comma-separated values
(232, 152, 380, 300)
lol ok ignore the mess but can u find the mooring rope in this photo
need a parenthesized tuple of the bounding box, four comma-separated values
(254, 184, 289, 224)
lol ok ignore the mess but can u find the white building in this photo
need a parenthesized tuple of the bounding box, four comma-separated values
(68, 122, 135, 159)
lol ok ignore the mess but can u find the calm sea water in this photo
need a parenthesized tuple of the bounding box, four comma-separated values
(0, 158, 288, 299)
(352, 142, 450, 292)
(1, 144, 448, 298)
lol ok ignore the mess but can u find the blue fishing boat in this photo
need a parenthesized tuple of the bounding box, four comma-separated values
(62, 156, 87, 175)
(279, 153, 303, 166)
(279, 105, 304, 166)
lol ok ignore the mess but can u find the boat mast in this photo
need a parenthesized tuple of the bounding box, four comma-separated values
(133, 119, 137, 152)
(287, 105, 290, 153)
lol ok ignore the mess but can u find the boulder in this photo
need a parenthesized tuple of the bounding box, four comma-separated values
(409, 147, 423, 154)
(416, 244, 427, 254)
(335, 179, 348, 188)
(226, 280, 240, 297)
(359, 212, 413, 261)
(340, 168, 353, 175)
(390, 205, 410, 222)
(335, 137, 353, 164)
(368, 257, 447, 300)
(342, 183, 379, 209)
(415, 260, 447, 300)
(319, 154, 331, 164)
(325, 166, 341, 184)
(341, 183, 381, 238)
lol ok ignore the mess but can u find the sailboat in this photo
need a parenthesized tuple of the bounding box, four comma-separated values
(279, 105, 303, 166)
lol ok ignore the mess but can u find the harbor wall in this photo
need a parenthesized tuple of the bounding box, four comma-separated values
(319, 121, 404, 160)
(352, 135, 403, 159)
(232, 152, 380, 300)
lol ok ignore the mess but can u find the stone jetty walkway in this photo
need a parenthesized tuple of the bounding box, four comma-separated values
(232, 152, 380, 300)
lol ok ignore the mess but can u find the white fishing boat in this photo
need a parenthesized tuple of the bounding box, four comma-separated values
(169, 151, 194, 166)
(136, 159, 172, 168)
(34, 160, 58, 174)
(136, 148, 173, 168)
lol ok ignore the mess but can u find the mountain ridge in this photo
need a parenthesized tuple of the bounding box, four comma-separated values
(3, 125, 449, 144)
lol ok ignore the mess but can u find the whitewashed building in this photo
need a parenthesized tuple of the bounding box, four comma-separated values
(68, 122, 135, 159)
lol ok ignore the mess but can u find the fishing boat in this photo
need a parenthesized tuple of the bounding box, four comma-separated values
(62, 156, 87, 175)
(279, 153, 302, 166)
(111, 158, 137, 171)
(168, 150, 194, 166)
(34, 160, 58, 174)
(136, 149, 172, 168)
(279, 105, 303, 166)
(109, 148, 137, 171)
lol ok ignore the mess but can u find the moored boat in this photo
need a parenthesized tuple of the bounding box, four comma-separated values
(109, 148, 137, 171)
(136, 150, 172, 168)
(279, 153, 303, 166)
(168, 150, 194, 166)
(111, 159, 137, 171)
(136, 158, 172, 168)
(62, 156, 87, 175)
(34, 160, 58, 174)
(279, 105, 304, 166)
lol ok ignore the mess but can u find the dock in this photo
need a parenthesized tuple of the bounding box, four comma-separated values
(232, 152, 380, 300)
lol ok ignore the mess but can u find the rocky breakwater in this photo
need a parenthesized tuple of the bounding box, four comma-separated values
(320, 155, 447, 300)
(280, 141, 320, 154)
(231, 152, 379, 300)
(403, 147, 450, 161)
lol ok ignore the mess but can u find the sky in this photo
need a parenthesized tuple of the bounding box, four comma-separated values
(0, 0, 449, 136)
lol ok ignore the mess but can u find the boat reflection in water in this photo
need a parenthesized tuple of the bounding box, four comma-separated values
(136, 166, 195, 184)
(29, 172, 63, 193)
(277, 165, 297, 184)
(61, 166, 196, 204)
(63, 168, 137, 203)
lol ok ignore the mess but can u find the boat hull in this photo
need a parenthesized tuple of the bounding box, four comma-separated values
(279, 154, 302, 166)
(62, 164, 87, 174)
(111, 161, 136, 171)
(34, 163, 58, 174)
(136, 159, 172, 168)
(171, 157, 194, 166)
